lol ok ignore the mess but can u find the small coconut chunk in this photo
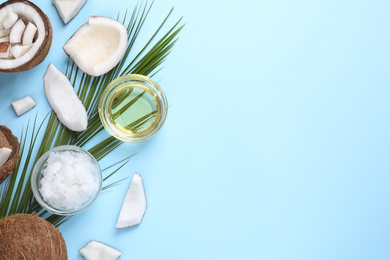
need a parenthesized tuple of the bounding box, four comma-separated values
(53, 0, 87, 24)
(22, 22, 37, 45)
(43, 63, 88, 132)
(63, 16, 128, 77)
(79, 241, 122, 260)
(9, 19, 25, 44)
(0, 29, 10, 37)
(116, 172, 147, 229)
(10, 44, 33, 59)
(11, 96, 36, 116)
(0, 42, 10, 58)
(0, 147, 12, 167)
(0, 36, 8, 43)
(2, 12, 18, 29)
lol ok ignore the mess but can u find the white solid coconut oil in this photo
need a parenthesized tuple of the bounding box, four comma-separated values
(39, 150, 99, 210)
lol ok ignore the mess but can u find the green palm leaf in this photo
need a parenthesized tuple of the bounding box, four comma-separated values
(0, 2, 183, 227)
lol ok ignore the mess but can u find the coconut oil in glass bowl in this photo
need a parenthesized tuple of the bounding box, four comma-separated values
(99, 74, 168, 142)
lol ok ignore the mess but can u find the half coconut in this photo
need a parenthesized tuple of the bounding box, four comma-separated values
(63, 16, 128, 77)
(0, 0, 52, 73)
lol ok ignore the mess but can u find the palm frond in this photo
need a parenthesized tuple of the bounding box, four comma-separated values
(0, 2, 183, 227)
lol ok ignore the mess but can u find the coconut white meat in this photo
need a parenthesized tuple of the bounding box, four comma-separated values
(53, 0, 87, 24)
(79, 241, 122, 260)
(0, 147, 12, 167)
(0, 29, 10, 37)
(0, 42, 10, 58)
(0, 36, 9, 43)
(0, 1, 52, 72)
(9, 19, 25, 43)
(10, 44, 33, 58)
(43, 63, 88, 132)
(116, 172, 147, 229)
(22, 22, 37, 45)
(2, 11, 18, 29)
(63, 16, 128, 77)
(11, 96, 36, 116)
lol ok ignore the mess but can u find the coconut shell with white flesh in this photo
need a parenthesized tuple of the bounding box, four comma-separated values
(0, 0, 52, 73)
(53, 0, 88, 24)
(44, 63, 88, 132)
(79, 240, 123, 260)
(63, 16, 128, 77)
(0, 147, 12, 167)
(0, 214, 67, 259)
(0, 125, 20, 184)
(116, 172, 147, 229)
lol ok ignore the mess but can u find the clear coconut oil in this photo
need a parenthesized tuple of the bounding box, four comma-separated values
(110, 84, 159, 134)
(99, 74, 168, 142)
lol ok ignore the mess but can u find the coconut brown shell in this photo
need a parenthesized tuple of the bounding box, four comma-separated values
(0, 214, 68, 259)
(0, 0, 52, 73)
(0, 125, 20, 184)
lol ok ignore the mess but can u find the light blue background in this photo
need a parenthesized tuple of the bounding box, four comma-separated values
(1, 0, 390, 259)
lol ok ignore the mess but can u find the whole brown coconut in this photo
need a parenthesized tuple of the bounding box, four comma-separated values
(0, 125, 20, 184)
(0, 214, 68, 259)
(0, 0, 52, 73)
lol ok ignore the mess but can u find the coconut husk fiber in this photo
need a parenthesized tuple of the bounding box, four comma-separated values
(0, 125, 20, 184)
(0, 214, 68, 259)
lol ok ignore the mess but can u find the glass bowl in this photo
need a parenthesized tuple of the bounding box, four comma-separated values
(99, 74, 168, 142)
(31, 145, 102, 215)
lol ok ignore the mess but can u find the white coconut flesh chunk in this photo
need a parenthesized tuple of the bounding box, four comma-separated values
(2, 11, 18, 29)
(0, 36, 9, 43)
(11, 96, 36, 116)
(10, 44, 33, 59)
(22, 22, 37, 45)
(79, 241, 123, 260)
(9, 19, 25, 44)
(53, 0, 87, 24)
(0, 2, 48, 69)
(116, 172, 147, 229)
(63, 16, 128, 77)
(44, 63, 88, 132)
(0, 29, 10, 37)
(0, 147, 12, 167)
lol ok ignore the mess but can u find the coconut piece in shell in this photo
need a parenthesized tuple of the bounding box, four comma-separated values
(0, 148, 12, 167)
(0, 35, 9, 43)
(0, 0, 52, 73)
(0, 42, 11, 58)
(63, 16, 128, 77)
(0, 125, 20, 184)
(9, 18, 25, 43)
(0, 213, 67, 259)
(53, 0, 87, 24)
(2, 11, 18, 29)
(22, 22, 37, 45)
(0, 29, 10, 37)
